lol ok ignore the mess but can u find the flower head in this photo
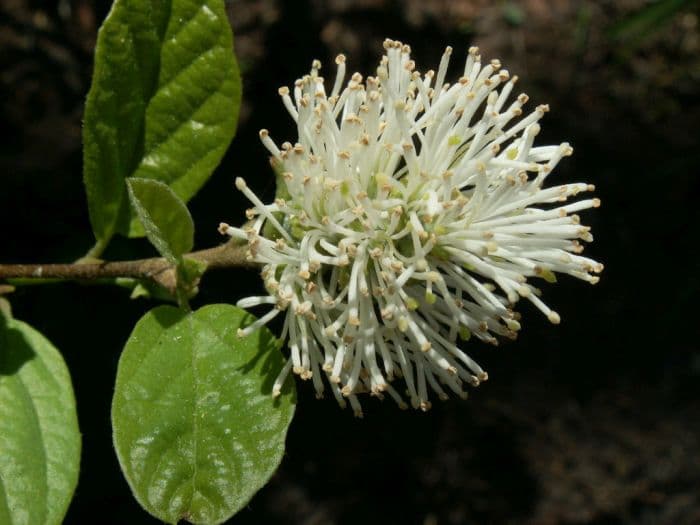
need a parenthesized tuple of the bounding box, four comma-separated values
(220, 39, 602, 416)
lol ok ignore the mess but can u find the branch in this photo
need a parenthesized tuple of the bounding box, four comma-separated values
(0, 241, 256, 289)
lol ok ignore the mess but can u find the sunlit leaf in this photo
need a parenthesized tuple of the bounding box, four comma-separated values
(112, 304, 295, 524)
(83, 0, 241, 242)
(127, 178, 194, 264)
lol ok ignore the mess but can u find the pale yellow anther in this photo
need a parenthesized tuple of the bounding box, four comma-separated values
(506, 319, 521, 331)
(398, 317, 409, 332)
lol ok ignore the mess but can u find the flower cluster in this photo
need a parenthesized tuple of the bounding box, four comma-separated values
(220, 39, 602, 416)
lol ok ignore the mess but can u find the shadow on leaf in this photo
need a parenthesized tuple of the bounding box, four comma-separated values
(238, 312, 295, 399)
(150, 304, 187, 330)
(0, 316, 37, 376)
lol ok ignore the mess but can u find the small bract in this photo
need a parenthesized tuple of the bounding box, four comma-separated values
(220, 39, 602, 416)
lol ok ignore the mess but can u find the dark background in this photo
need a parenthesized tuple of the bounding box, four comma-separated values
(2, 0, 700, 523)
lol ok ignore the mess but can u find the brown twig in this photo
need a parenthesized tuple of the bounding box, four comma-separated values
(0, 241, 256, 287)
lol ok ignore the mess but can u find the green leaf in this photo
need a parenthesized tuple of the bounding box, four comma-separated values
(608, 0, 692, 45)
(0, 297, 11, 319)
(83, 0, 242, 242)
(178, 257, 208, 298)
(112, 305, 295, 525)
(127, 178, 194, 264)
(0, 315, 81, 525)
(129, 281, 179, 303)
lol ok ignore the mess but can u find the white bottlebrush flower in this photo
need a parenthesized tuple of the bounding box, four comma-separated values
(220, 39, 602, 416)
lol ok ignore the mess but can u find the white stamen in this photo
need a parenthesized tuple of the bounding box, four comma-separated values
(228, 39, 601, 413)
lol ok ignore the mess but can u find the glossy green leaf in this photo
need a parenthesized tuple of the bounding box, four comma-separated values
(112, 304, 295, 525)
(127, 178, 194, 264)
(83, 0, 242, 242)
(0, 315, 81, 525)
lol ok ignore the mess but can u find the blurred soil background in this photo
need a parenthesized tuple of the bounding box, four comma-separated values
(1, 0, 700, 523)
